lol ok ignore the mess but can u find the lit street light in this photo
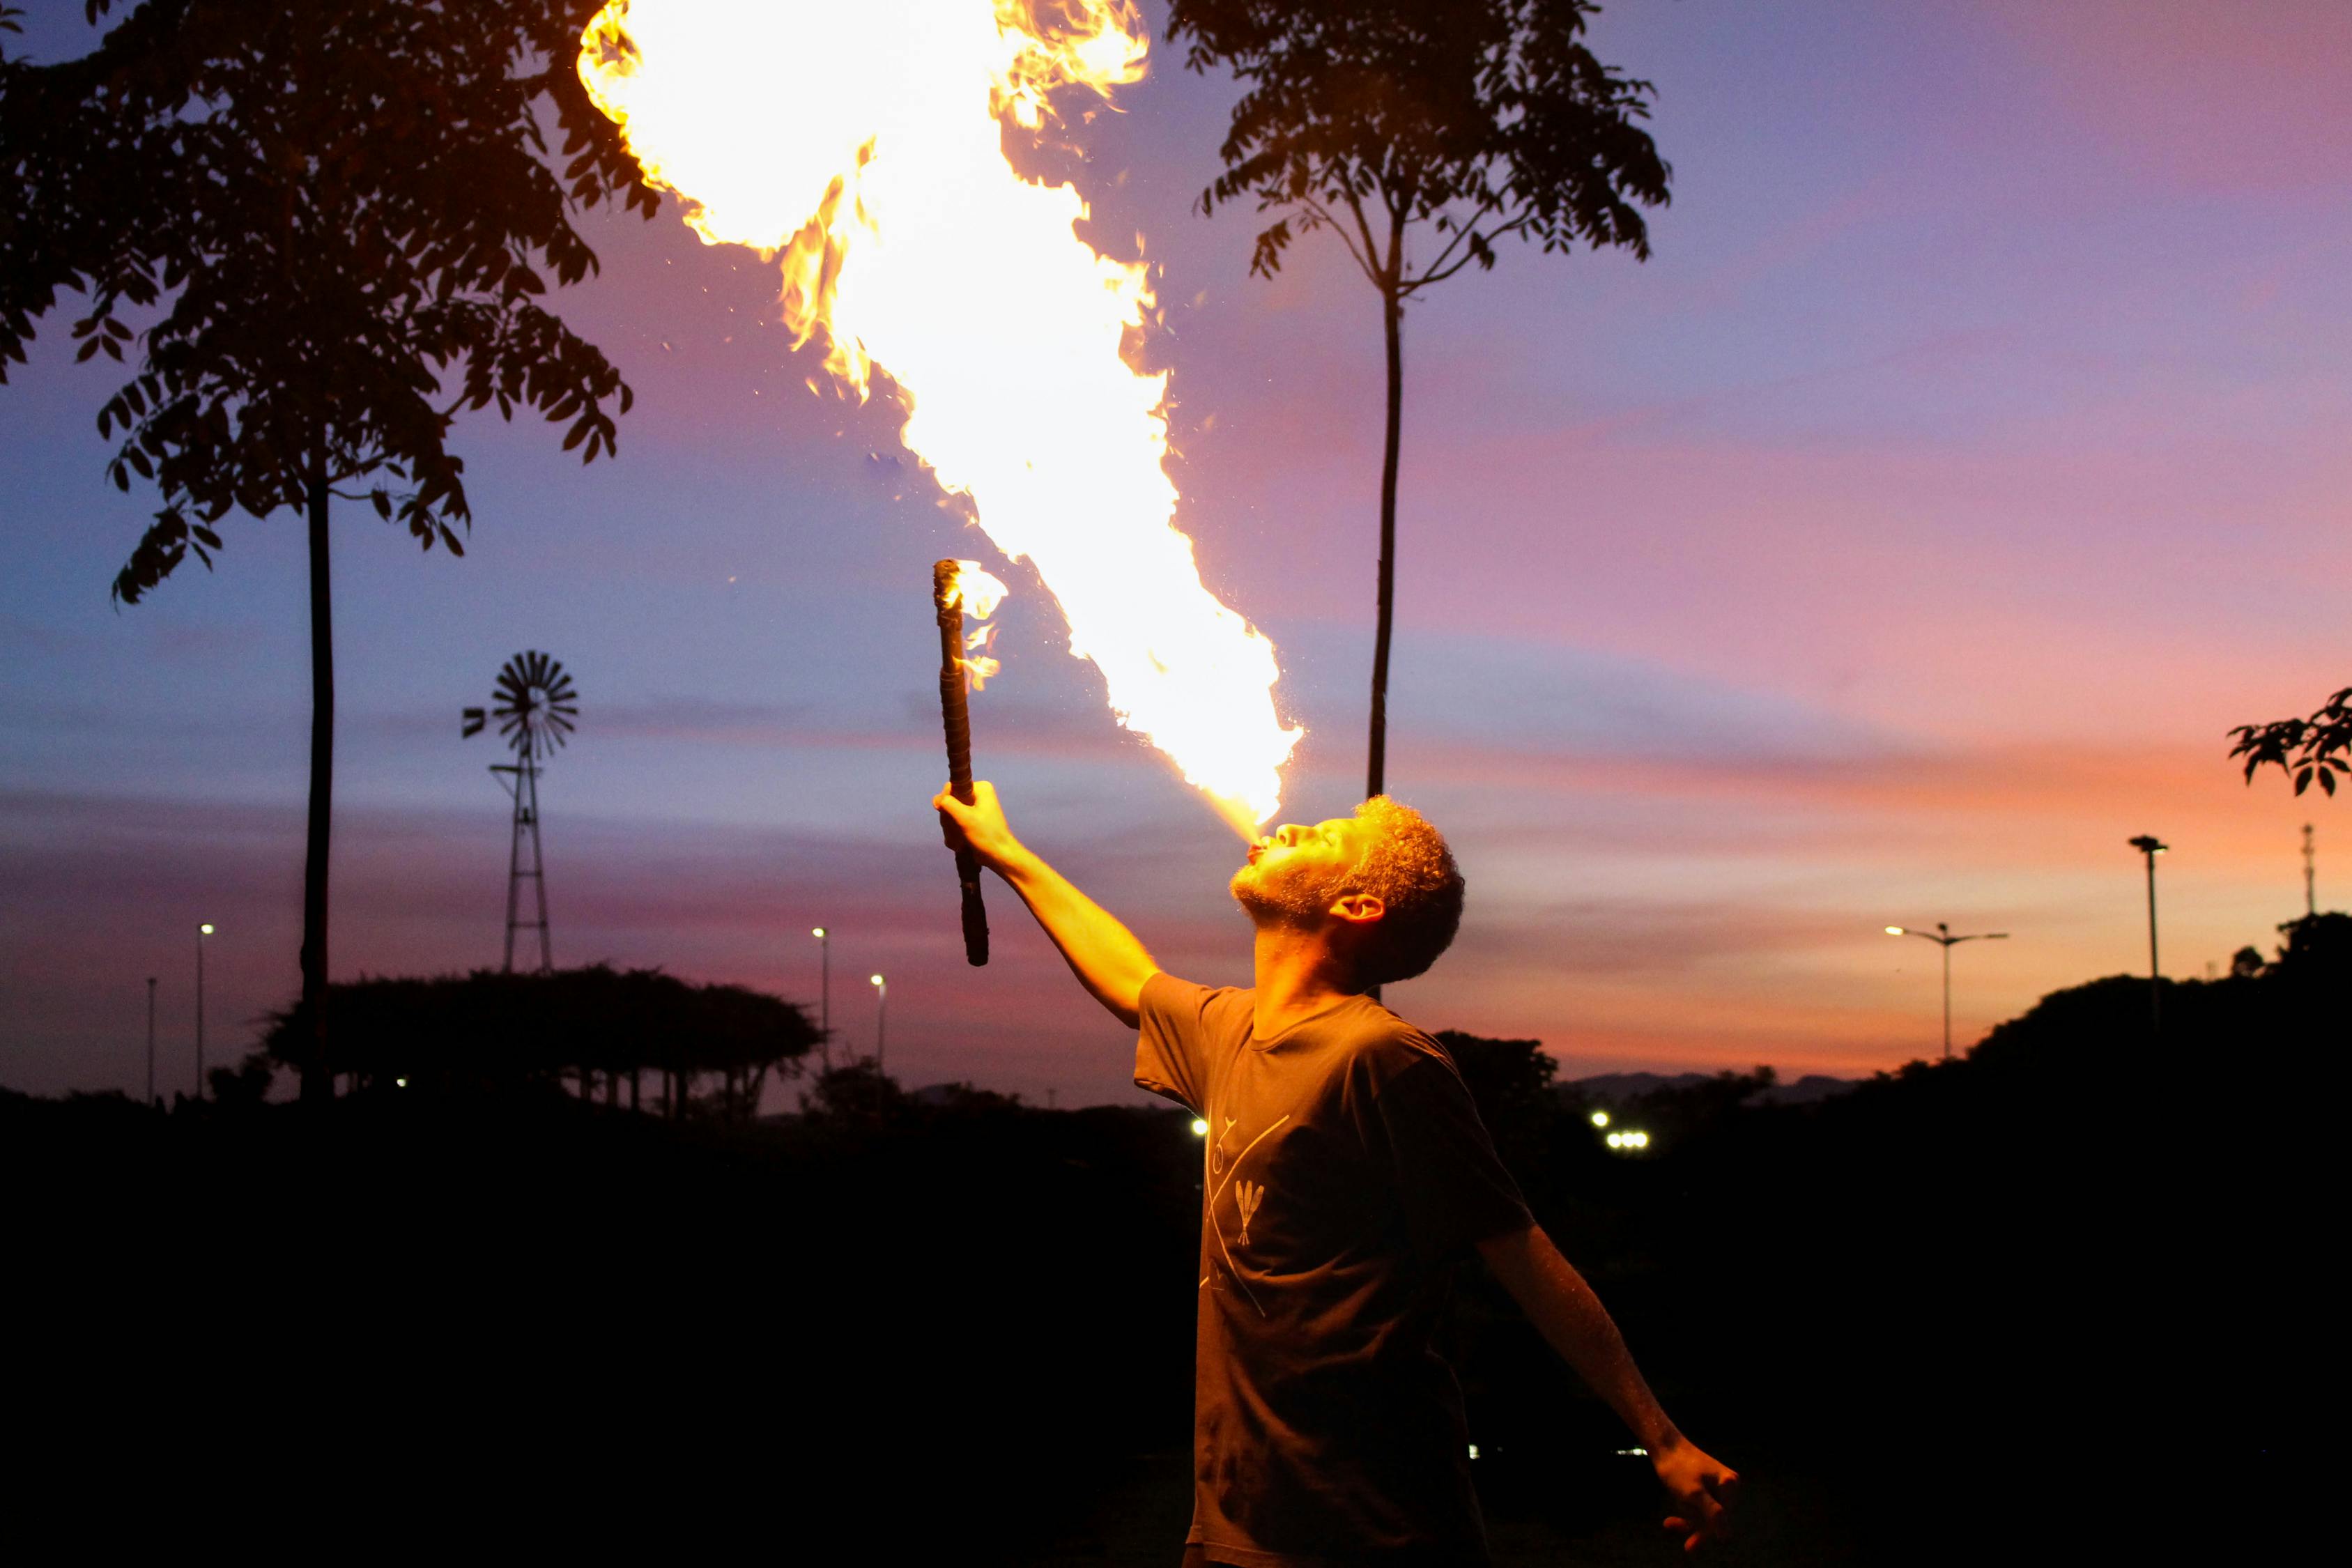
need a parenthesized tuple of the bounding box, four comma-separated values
(1886, 923, 2010, 1059)
(196, 923, 215, 1100)
(2128, 835, 2168, 1029)
(1588, 1109, 1610, 1128)
(870, 972, 887, 1072)
(810, 926, 831, 1070)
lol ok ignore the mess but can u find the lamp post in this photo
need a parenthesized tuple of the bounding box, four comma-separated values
(869, 973, 887, 1073)
(146, 976, 157, 1105)
(810, 926, 831, 1070)
(2128, 835, 2167, 1029)
(1886, 923, 2009, 1059)
(195, 922, 214, 1099)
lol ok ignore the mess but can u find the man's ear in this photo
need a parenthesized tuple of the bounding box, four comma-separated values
(1329, 892, 1385, 926)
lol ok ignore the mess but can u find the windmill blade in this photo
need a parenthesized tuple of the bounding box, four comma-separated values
(461, 707, 486, 739)
(528, 650, 550, 686)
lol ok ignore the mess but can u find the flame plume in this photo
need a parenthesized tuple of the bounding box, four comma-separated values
(581, 0, 1301, 833)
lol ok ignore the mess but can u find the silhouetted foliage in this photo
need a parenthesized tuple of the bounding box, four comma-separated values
(2229, 684, 2351, 797)
(1166, 0, 1669, 795)
(0, 0, 654, 574)
(0, 0, 657, 1100)
(801, 1061, 1032, 1131)
(205, 1049, 277, 1109)
(259, 966, 818, 1119)
(1436, 1028, 1555, 1174)
(799, 1056, 916, 1128)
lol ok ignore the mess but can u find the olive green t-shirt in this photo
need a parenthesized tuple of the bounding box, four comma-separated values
(1137, 972, 1534, 1568)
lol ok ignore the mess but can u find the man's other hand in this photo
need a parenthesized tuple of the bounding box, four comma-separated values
(935, 780, 1022, 872)
(1654, 1436, 1737, 1552)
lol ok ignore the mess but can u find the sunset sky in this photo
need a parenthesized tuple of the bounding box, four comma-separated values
(3, 0, 2345, 1108)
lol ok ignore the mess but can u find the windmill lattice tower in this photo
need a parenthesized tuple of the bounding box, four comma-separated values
(462, 652, 578, 974)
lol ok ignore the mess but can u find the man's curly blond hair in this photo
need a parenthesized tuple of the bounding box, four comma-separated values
(1345, 797, 1465, 985)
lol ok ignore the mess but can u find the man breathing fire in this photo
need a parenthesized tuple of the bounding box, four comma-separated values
(935, 783, 1737, 1565)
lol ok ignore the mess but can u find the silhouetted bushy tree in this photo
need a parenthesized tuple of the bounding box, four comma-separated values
(260, 966, 818, 1119)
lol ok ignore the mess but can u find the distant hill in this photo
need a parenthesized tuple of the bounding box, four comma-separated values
(1557, 1070, 1857, 1107)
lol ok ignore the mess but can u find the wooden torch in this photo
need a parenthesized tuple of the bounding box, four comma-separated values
(934, 559, 990, 965)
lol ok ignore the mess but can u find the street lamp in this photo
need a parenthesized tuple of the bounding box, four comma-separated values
(810, 927, 831, 1070)
(869, 972, 887, 1073)
(2128, 835, 2168, 1029)
(1886, 923, 2009, 1059)
(196, 923, 215, 1100)
(146, 976, 157, 1106)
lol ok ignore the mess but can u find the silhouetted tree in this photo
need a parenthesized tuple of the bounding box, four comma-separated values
(0, 1, 657, 1101)
(259, 967, 820, 1117)
(2229, 684, 2350, 797)
(1436, 1029, 1555, 1165)
(2273, 911, 2350, 976)
(799, 1058, 915, 1129)
(206, 1050, 278, 1109)
(1167, 0, 1669, 796)
(2229, 945, 2266, 980)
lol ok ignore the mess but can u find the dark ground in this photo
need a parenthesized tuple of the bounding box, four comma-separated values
(8, 943, 2332, 1562)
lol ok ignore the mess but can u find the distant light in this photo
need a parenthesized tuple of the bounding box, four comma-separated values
(1190, 1117, 1208, 1137)
(1606, 1132, 1624, 1148)
(199, 923, 215, 935)
(1885, 926, 1905, 936)
(869, 974, 884, 986)
(811, 927, 826, 939)
(1467, 1443, 1480, 1460)
(1615, 1447, 1650, 1457)
(1630, 1131, 1650, 1148)
(395, 1077, 408, 1089)
(1589, 1110, 1610, 1128)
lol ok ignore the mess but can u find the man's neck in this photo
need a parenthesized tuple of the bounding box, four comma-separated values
(1250, 921, 1360, 1039)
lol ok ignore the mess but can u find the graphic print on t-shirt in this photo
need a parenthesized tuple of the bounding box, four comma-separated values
(1236, 1181, 1263, 1245)
(1204, 1107, 1287, 1317)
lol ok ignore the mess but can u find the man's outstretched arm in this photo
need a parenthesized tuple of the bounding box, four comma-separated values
(1477, 1223, 1739, 1553)
(933, 781, 1159, 1029)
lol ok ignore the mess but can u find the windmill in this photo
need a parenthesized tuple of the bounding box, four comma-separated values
(462, 652, 578, 974)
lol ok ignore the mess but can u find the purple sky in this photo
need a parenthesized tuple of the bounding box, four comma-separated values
(3, 0, 2346, 1107)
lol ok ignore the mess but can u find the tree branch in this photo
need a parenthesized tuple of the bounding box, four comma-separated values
(1337, 185, 1390, 292)
(1401, 196, 1514, 293)
(1300, 194, 1379, 288)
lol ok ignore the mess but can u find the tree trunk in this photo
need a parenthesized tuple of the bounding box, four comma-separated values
(298, 457, 335, 1103)
(1367, 284, 1404, 803)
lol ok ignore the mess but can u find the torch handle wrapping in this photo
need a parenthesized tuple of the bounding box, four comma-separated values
(933, 560, 989, 967)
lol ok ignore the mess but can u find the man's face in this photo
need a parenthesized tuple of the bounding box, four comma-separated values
(1230, 815, 1375, 924)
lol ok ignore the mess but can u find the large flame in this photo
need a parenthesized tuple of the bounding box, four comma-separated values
(581, 0, 1300, 833)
